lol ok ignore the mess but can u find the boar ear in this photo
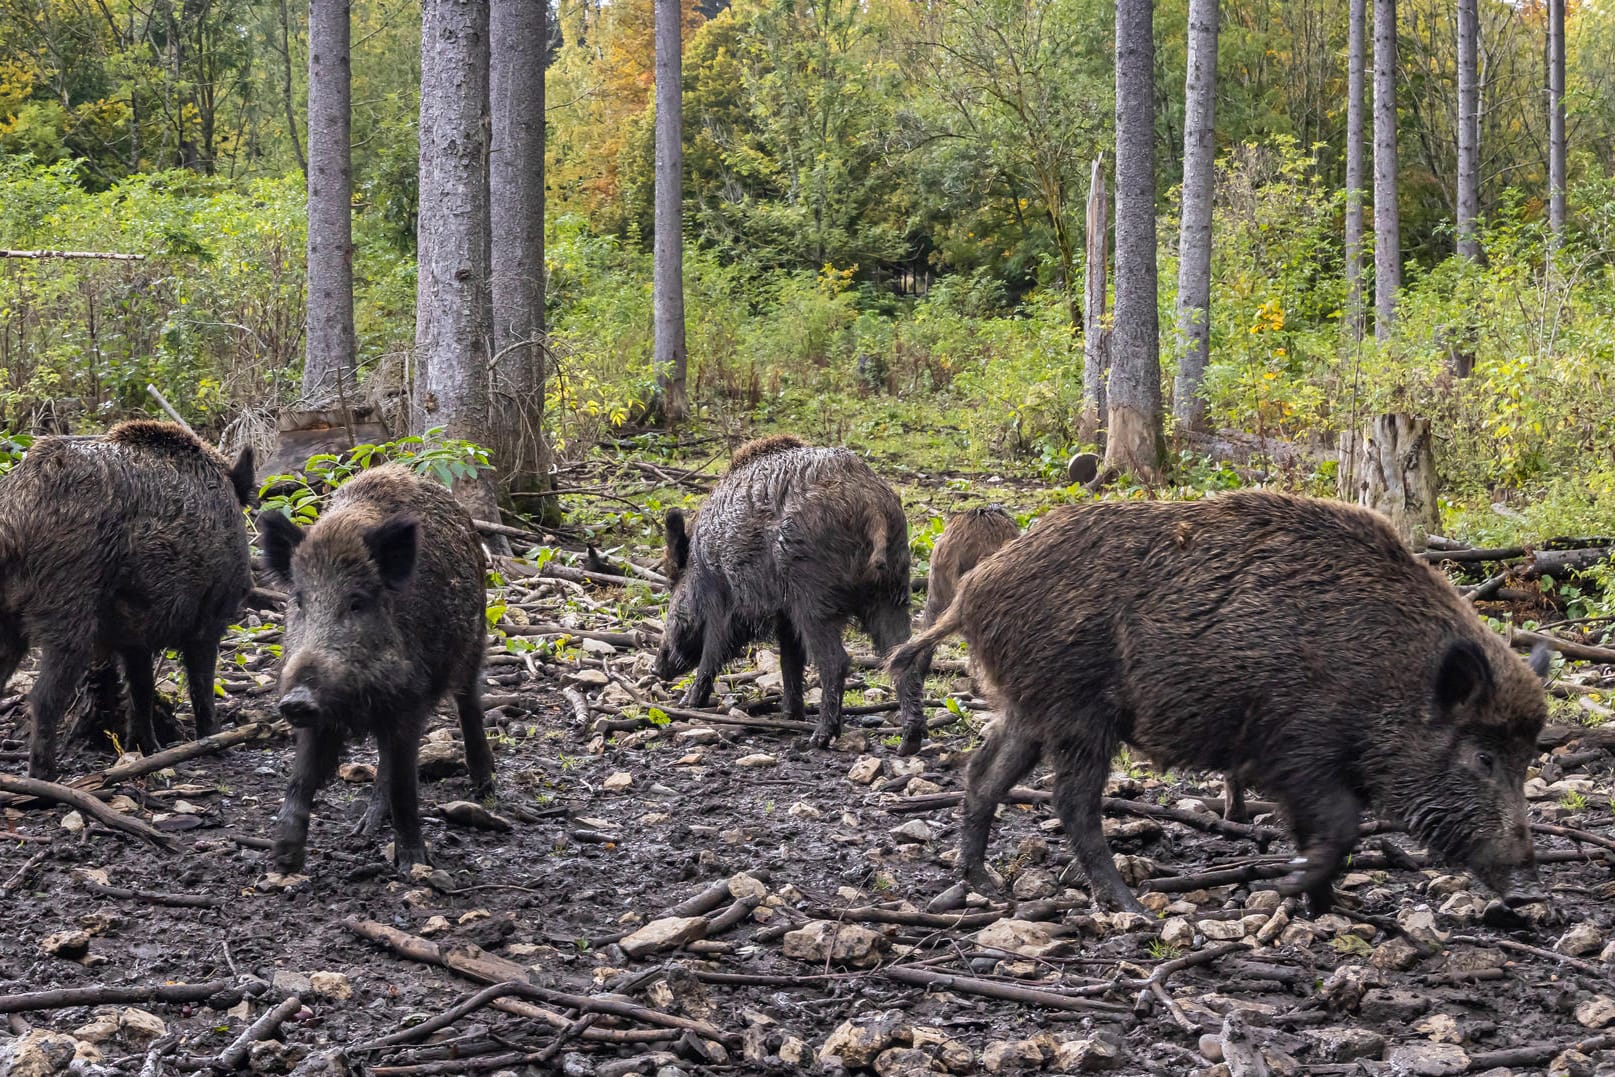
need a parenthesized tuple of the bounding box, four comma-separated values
(364, 515, 419, 590)
(1528, 642, 1552, 681)
(1434, 639, 1496, 718)
(257, 510, 304, 580)
(665, 509, 691, 573)
(229, 448, 256, 508)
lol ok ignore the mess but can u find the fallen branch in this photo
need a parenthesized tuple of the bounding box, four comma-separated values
(0, 977, 253, 1015)
(1465, 1033, 1615, 1071)
(97, 722, 274, 788)
(1512, 628, 1615, 665)
(1448, 934, 1609, 977)
(78, 877, 224, 909)
(878, 964, 1132, 1014)
(806, 905, 1007, 931)
(0, 849, 48, 898)
(206, 992, 302, 1073)
(355, 981, 535, 1051)
(0, 774, 177, 850)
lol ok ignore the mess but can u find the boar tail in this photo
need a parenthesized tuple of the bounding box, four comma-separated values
(867, 513, 889, 577)
(885, 597, 963, 683)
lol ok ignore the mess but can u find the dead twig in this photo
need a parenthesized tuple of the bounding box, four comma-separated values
(206, 992, 303, 1074)
(0, 978, 255, 1015)
(878, 964, 1132, 1014)
(0, 774, 177, 850)
(77, 876, 225, 909)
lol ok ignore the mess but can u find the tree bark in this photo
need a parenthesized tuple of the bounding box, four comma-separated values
(1340, 413, 1438, 550)
(652, 0, 689, 424)
(1372, 0, 1400, 343)
(277, 0, 306, 174)
(1106, 0, 1163, 480)
(1455, 0, 1480, 262)
(302, 0, 356, 404)
(415, 0, 504, 528)
(1080, 155, 1109, 446)
(1344, 0, 1366, 342)
(1172, 0, 1218, 434)
(490, 0, 552, 506)
(1547, 0, 1566, 248)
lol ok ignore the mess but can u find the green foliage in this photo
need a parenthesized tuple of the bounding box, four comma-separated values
(257, 429, 494, 524)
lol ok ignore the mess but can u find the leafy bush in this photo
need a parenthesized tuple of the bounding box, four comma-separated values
(257, 429, 494, 524)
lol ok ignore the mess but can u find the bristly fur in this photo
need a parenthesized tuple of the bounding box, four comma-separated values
(106, 419, 214, 458)
(924, 505, 1020, 625)
(728, 434, 807, 472)
(888, 489, 1548, 913)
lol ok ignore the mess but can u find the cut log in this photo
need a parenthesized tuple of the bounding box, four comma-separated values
(1339, 413, 1438, 549)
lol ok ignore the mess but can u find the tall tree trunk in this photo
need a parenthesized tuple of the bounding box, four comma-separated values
(1172, 0, 1218, 434)
(1372, 0, 1401, 342)
(1107, 0, 1163, 480)
(1344, 0, 1366, 342)
(415, 0, 503, 529)
(302, 0, 355, 404)
(1547, 0, 1566, 248)
(490, 0, 552, 507)
(1080, 155, 1109, 447)
(1455, 0, 1480, 262)
(652, 0, 689, 424)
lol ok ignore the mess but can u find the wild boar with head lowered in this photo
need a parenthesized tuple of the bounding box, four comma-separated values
(923, 505, 1019, 626)
(888, 491, 1551, 914)
(257, 463, 494, 874)
(0, 420, 255, 779)
(656, 435, 930, 752)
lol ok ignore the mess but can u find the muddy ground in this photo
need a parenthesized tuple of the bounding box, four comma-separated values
(1, 491, 1614, 1077)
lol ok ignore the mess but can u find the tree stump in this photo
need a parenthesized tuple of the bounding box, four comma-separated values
(1338, 413, 1439, 549)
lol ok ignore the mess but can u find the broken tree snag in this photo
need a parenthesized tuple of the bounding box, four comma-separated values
(1339, 413, 1439, 549)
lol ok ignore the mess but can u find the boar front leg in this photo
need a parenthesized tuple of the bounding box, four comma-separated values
(1050, 734, 1148, 914)
(353, 740, 394, 837)
(1274, 783, 1362, 915)
(804, 623, 851, 750)
(959, 720, 1042, 894)
(120, 646, 161, 755)
(680, 622, 732, 708)
(181, 638, 222, 739)
(380, 716, 429, 869)
(28, 639, 91, 781)
(866, 603, 927, 757)
(777, 616, 807, 724)
(455, 681, 496, 799)
(273, 727, 344, 874)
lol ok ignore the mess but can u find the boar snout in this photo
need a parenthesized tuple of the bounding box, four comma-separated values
(278, 685, 320, 727)
(1495, 863, 1546, 908)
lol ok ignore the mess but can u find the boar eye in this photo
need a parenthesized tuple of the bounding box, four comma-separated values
(348, 593, 371, 614)
(1476, 750, 1496, 773)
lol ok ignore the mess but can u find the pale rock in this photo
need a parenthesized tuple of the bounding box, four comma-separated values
(1306, 1027, 1386, 1062)
(173, 799, 202, 814)
(108, 795, 139, 813)
(1011, 869, 1058, 901)
(1112, 854, 1157, 886)
(1523, 777, 1550, 800)
(602, 771, 634, 793)
(874, 1046, 944, 1075)
(119, 1007, 168, 1047)
(1437, 891, 1486, 922)
(1549, 1048, 1595, 1077)
(1397, 906, 1449, 946)
(675, 727, 721, 745)
(727, 873, 768, 902)
(1313, 913, 1354, 936)
(1545, 778, 1595, 799)
(982, 1037, 1047, 1073)
(1093, 911, 1153, 935)
(1138, 892, 1173, 914)
(272, 970, 312, 995)
(256, 872, 311, 892)
(458, 910, 490, 925)
(673, 754, 703, 766)
(734, 753, 777, 768)
(1199, 918, 1248, 942)
(1601, 939, 1615, 964)
(416, 739, 465, 778)
(568, 668, 610, 687)
(892, 819, 935, 844)
(818, 1010, 909, 1068)
(72, 1018, 121, 1045)
(620, 916, 708, 959)
(1317, 964, 1377, 1012)
(1279, 921, 1320, 946)
(41, 929, 91, 960)
(906, 778, 943, 796)
(1370, 936, 1425, 971)
(779, 1036, 811, 1066)
(309, 971, 353, 1000)
(60, 810, 84, 832)
(1052, 1036, 1120, 1071)
(1385, 1042, 1468, 1075)
(1240, 914, 1269, 937)
(73, 867, 110, 887)
(886, 757, 925, 781)
(420, 915, 451, 936)
(1555, 922, 1604, 957)
(581, 637, 616, 655)
(1339, 872, 1376, 888)
(0, 1029, 80, 1077)
(847, 756, 884, 785)
(1244, 890, 1283, 912)
(788, 802, 821, 819)
(1160, 917, 1196, 949)
(784, 920, 885, 967)
(1573, 994, 1615, 1029)
(974, 919, 1061, 958)
(1413, 1013, 1463, 1044)
(1174, 797, 1212, 814)
(1426, 874, 1469, 899)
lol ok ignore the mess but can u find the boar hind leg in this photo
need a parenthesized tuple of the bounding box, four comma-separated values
(804, 623, 851, 750)
(379, 719, 428, 869)
(353, 739, 394, 837)
(28, 640, 91, 781)
(1051, 738, 1147, 914)
(1274, 785, 1363, 915)
(273, 727, 344, 874)
(181, 639, 222, 738)
(777, 616, 807, 724)
(680, 624, 730, 708)
(959, 723, 1041, 893)
(119, 647, 161, 755)
(455, 682, 496, 799)
(865, 604, 929, 757)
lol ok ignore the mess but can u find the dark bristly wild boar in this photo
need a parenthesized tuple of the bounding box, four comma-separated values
(888, 491, 1551, 914)
(656, 434, 931, 753)
(923, 506, 1019, 626)
(257, 464, 494, 874)
(0, 421, 255, 780)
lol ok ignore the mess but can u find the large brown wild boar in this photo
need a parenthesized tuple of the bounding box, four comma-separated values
(888, 491, 1551, 914)
(0, 421, 255, 779)
(257, 464, 494, 873)
(923, 506, 1019, 626)
(656, 435, 931, 752)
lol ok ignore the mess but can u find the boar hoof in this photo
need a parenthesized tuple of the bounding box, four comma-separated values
(896, 730, 924, 757)
(964, 866, 1004, 897)
(393, 846, 430, 871)
(272, 844, 307, 876)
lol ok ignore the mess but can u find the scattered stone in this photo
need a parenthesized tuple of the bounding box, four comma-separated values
(1397, 906, 1448, 946)
(416, 739, 466, 779)
(419, 915, 451, 936)
(1011, 869, 1058, 901)
(40, 929, 91, 960)
(1306, 1027, 1386, 1063)
(1549, 1048, 1596, 1077)
(1160, 917, 1196, 949)
(0, 1030, 80, 1077)
(982, 1037, 1047, 1073)
(727, 873, 768, 902)
(819, 1011, 909, 1068)
(734, 753, 777, 768)
(906, 778, 943, 796)
(1385, 1042, 1468, 1075)
(1244, 890, 1283, 912)
(1092, 911, 1153, 935)
(1053, 1036, 1120, 1071)
(1436, 891, 1486, 922)
(60, 810, 84, 832)
(620, 917, 708, 959)
(847, 756, 884, 785)
(788, 801, 821, 819)
(675, 727, 721, 745)
(1318, 964, 1377, 1013)
(272, 970, 313, 996)
(602, 771, 634, 793)
(1555, 922, 1603, 958)
(338, 762, 376, 783)
(892, 819, 936, 844)
(1370, 936, 1425, 972)
(118, 1007, 168, 1048)
(874, 1047, 944, 1075)
(72, 1018, 120, 1046)
(568, 668, 610, 687)
(256, 872, 311, 893)
(974, 919, 1063, 958)
(1413, 1013, 1463, 1045)
(784, 920, 885, 967)
(779, 1037, 811, 1066)
(308, 971, 353, 1000)
(107, 795, 139, 813)
(1199, 918, 1248, 942)
(1573, 994, 1615, 1029)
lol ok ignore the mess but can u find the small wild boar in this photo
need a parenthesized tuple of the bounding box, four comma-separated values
(924, 506, 1019, 626)
(656, 435, 930, 752)
(0, 421, 254, 779)
(889, 491, 1551, 914)
(257, 464, 494, 873)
